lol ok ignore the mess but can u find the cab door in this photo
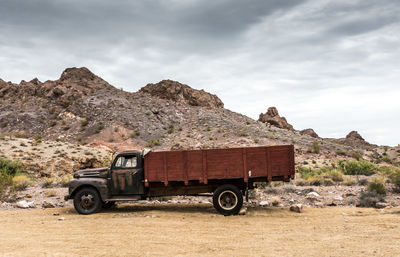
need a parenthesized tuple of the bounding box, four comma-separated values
(109, 154, 144, 195)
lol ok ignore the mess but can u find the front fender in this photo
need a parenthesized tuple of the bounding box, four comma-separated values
(67, 178, 110, 201)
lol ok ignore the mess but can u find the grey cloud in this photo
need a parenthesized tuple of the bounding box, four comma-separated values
(0, 0, 399, 145)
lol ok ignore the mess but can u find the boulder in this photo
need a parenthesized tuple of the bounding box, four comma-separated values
(259, 200, 269, 206)
(139, 80, 224, 108)
(300, 128, 319, 138)
(307, 192, 320, 197)
(16, 200, 35, 209)
(258, 107, 294, 130)
(290, 204, 303, 213)
(42, 200, 55, 208)
(375, 202, 389, 209)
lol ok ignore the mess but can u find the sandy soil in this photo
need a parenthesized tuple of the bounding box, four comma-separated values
(1, 204, 400, 257)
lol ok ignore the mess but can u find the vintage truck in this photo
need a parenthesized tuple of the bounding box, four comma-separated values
(65, 145, 295, 215)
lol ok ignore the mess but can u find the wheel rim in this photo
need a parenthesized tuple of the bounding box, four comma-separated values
(218, 190, 238, 210)
(80, 192, 95, 210)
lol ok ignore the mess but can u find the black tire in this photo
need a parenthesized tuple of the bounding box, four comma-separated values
(213, 184, 243, 216)
(73, 187, 102, 215)
(102, 201, 116, 209)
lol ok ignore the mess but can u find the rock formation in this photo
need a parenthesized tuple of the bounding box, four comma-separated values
(139, 80, 224, 108)
(258, 107, 294, 130)
(300, 128, 319, 138)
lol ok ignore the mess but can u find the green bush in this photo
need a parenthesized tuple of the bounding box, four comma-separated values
(351, 151, 362, 160)
(0, 158, 24, 196)
(358, 190, 384, 208)
(367, 177, 386, 196)
(297, 166, 343, 186)
(0, 173, 12, 196)
(146, 139, 161, 147)
(12, 175, 31, 191)
(339, 160, 376, 176)
(312, 141, 320, 154)
(81, 119, 89, 127)
(0, 158, 23, 176)
(383, 166, 400, 188)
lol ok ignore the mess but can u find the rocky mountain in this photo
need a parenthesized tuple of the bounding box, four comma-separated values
(0, 67, 397, 166)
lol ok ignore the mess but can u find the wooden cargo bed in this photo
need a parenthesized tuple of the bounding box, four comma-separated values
(144, 145, 295, 187)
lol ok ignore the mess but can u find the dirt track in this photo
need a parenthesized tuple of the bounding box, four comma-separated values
(1, 204, 400, 257)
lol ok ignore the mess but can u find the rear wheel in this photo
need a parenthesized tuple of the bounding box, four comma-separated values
(213, 184, 243, 216)
(73, 187, 102, 215)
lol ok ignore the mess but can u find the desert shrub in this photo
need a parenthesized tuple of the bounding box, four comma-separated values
(167, 124, 174, 134)
(0, 158, 24, 196)
(264, 187, 281, 194)
(298, 166, 343, 186)
(0, 158, 23, 176)
(42, 177, 57, 188)
(339, 160, 376, 176)
(60, 174, 73, 187)
(129, 131, 140, 138)
(381, 156, 392, 163)
(146, 139, 161, 147)
(239, 131, 248, 137)
(383, 166, 400, 188)
(358, 178, 369, 186)
(312, 141, 320, 154)
(367, 177, 386, 196)
(351, 151, 363, 160)
(45, 189, 57, 197)
(12, 175, 31, 191)
(343, 177, 356, 186)
(295, 178, 308, 186)
(13, 131, 27, 138)
(336, 150, 347, 156)
(95, 123, 104, 133)
(0, 173, 12, 196)
(253, 138, 259, 144)
(358, 190, 384, 207)
(81, 119, 88, 127)
(322, 169, 344, 182)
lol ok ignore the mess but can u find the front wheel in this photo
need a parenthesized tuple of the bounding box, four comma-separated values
(73, 187, 102, 215)
(213, 184, 243, 216)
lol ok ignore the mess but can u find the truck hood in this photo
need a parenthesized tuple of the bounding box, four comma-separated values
(74, 167, 109, 178)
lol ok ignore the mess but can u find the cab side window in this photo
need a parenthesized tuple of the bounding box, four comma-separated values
(115, 156, 137, 168)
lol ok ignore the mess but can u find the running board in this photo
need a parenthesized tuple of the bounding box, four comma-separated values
(106, 195, 141, 201)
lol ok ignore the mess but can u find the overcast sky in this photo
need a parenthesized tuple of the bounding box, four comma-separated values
(1, 0, 399, 146)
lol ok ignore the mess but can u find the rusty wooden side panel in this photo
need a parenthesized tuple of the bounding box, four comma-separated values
(205, 148, 243, 179)
(144, 145, 294, 185)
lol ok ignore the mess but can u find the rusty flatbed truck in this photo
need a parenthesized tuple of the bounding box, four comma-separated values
(65, 145, 295, 215)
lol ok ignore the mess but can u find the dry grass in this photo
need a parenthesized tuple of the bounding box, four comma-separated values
(0, 205, 399, 256)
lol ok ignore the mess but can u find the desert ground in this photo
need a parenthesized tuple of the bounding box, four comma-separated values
(1, 204, 399, 257)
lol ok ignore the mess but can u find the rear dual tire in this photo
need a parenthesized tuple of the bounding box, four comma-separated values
(213, 184, 243, 216)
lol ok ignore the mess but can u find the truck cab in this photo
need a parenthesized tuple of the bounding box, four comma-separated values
(66, 151, 146, 214)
